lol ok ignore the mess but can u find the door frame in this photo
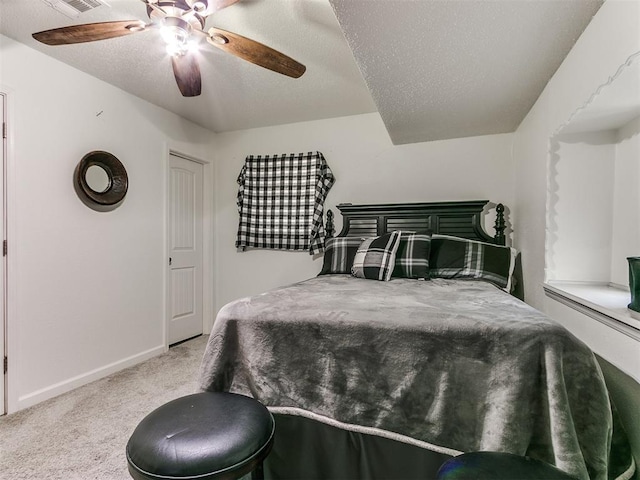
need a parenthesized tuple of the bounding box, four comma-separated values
(0, 92, 6, 414)
(164, 149, 213, 349)
(1, 88, 16, 414)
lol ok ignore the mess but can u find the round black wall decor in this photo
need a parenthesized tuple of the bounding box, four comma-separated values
(74, 151, 128, 212)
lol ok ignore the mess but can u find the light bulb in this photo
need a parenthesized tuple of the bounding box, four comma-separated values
(160, 17, 192, 57)
(166, 43, 188, 57)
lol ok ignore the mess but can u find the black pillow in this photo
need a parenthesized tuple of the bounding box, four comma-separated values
(429, 235, 516, 291)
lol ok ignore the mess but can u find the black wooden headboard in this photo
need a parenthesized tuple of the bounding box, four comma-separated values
(326, 200, 506, 245)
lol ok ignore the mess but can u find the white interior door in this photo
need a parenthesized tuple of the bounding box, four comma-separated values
(168, 154, 203, 345)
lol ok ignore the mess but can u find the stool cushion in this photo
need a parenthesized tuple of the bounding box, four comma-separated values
(126, 392, 274, 480)
(436, 451, 577, 480)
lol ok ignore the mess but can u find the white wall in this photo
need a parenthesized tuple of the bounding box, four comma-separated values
(548, 119, 640, 287)
(612, 116, 640, 286)
(512, 0, 640, 466)
(549, 131, 616, 282)
(0, 34, 215, 412)
(547, 115, 640, 288)
(212, 113, 515, 312)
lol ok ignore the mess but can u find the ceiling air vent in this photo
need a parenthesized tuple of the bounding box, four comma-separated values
(40, 0, 110, 19)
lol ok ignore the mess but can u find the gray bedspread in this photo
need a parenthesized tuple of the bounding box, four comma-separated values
(198, 275, 635, 480)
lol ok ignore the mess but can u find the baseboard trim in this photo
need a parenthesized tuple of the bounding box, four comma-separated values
(16, 345, 165, 412)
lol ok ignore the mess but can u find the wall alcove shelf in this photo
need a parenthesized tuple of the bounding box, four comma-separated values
(545, 52, 640, 371)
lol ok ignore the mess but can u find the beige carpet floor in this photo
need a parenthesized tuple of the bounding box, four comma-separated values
(0, 335, 208, 480)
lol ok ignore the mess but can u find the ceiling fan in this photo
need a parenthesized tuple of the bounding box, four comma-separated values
(32, 0, 306, 97)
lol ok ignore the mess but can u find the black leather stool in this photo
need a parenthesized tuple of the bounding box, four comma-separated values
(436, 451, 577, 480)
(126, 392, 275, 480)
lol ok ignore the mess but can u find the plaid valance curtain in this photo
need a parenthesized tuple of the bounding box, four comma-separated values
(236, 151, 335, 254)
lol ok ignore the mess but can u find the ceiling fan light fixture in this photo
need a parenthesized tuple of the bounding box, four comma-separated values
(166, 39, 198, 57)
(161, 17, 192, 56)
(166, 43, 188, 56)
(32, 0, 306, 96)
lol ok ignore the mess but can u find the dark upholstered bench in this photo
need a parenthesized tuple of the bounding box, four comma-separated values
(436, 451, 577, 480)
(126, 392, 275, 480)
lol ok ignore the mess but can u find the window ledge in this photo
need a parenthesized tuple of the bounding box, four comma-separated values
(543, 282, 640, 342)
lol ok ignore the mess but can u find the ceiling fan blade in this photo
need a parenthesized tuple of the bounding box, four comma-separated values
(33, 20, 148, 46)
(171, 54, 202, 97)
(206, 27, 306, 78)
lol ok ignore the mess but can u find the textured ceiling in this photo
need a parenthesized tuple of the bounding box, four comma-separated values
(330, 0, 604, 144)
(0, 0, 603, 144)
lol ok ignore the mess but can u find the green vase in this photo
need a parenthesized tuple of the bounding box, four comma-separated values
(628, 257, 640, 315)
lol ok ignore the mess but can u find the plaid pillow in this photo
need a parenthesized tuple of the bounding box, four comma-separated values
(319, 237, 364, 275)
(429, 234, 516, 291)
(351, 231, 401, 281)
(392, 232, 432, 279)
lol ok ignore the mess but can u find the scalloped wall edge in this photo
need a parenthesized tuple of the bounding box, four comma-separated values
(552, 50, 640, 138)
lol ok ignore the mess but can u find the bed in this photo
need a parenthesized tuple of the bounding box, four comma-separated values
(198, 201, 634, 480)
